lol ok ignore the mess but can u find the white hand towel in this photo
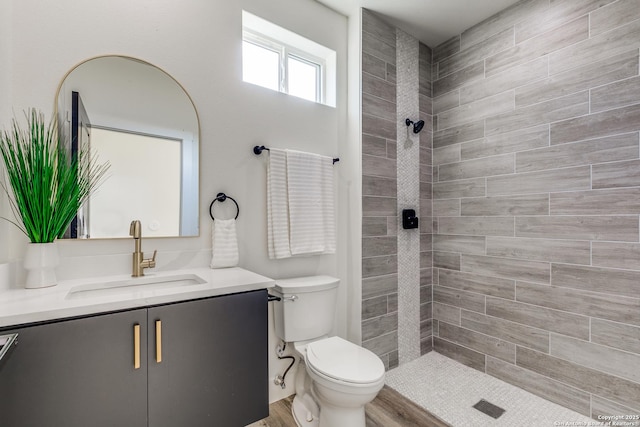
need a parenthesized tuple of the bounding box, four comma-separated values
(267, 148, 292, 259)
(286, 149, 335, 256)
(210, 219, 239, 268)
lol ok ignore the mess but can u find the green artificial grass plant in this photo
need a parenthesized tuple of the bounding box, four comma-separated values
(0, 109, 109, 243)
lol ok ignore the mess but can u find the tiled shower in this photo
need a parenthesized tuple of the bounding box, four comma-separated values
(361, 0, 640, 420)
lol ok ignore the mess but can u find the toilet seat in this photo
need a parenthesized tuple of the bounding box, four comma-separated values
(305, 336, 385, 385)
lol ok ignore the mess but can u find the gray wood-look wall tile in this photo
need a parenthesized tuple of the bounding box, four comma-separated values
(590, 0, 640, 37)
(363, 217, 388, 237)
(434, 199, 461, 217)
(460, 56, 548, 105)
(517, 347, 640, 410)
(550, 14, 640, 76)
(363, 196, 397, 216)
(591, 318, 640, 358)
(433, 235, 485, 255)
(592, 242, 640, 270)
(462, 310, 549, 352)
(516, 49, 638, 107)
(486, 237, 590, 264)
(516, 281, 640, 326)
(433, 61, 485, 98)
(362, 313, 398, 341)
(486, 356, 591, 416)
(551, 333, 640, 383)
(433, 144, 461, 165)
(362, 9, 396, 48)
(362, 255, 397, 278)
(460, 0, 549, 50)
(420, 319, 433, 340)
(388, 293, 398, 313)
(362, 52, 387, 80)
(420, 284, 433, 304)
(362, 134, 388, 157)
(362, 331, 398, 358)
(386, 63, 397, 84)
(552, 264, 640, 299)
(363, 295, 388, 320)
(362, 274, 398, 299)
(433, 302, 461, 326)
(433, 90, 460, 114)
(434, 285, 486, 313)
(420, 302, 433, 322)
(433, 178, 486, 199)
(420, 266, 434, 287)
(433, 35, 460, 63)
(438, 91, 514, 131)
(591, 395, 640, 422)
(592, 75, 640, 113)
(439, 154, 514, 181)
(551, 187, 640, 215)
(461, 254, 550, 284)
(362, 92, 396, 121)
(461, 194, 549, 216)
(551, 104, 640, 145)
(386, 216, 397, 236)
(362, 33, 396, 67)
(516, 132, 639, 173)
(438, 216, 514, 236)
(516, 215, 639, 241)
(433, 252, 461, 270)
(487, 166, 591, 196)
(363, 175, 397, 197)
(362, 72, 396, 103)
(433, 336, 486, 372)
(593, 159, 640, 189)
(486, 90, 589, 136)
(420, 251, 434, 270)
(363, 154, 397, 179)
(486, 297, 590, 339)
(439, 322, 516, 363)
(363, 114, 397, 140)
(485, 16, 589, 77)
(461, 124, 549, 160)
(515, 0, 616, 44)
(439, 269, 515, 299)
(362, 236, 397, 258)
(419, 94, 433, 116)
(439, 27, 514, 78)
(434, 120, 485, 148)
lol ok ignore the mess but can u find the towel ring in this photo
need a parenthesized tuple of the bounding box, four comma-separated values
(209, 193, 239, 221)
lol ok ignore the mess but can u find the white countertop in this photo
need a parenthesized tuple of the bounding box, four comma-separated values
(0, 267, 275, 329)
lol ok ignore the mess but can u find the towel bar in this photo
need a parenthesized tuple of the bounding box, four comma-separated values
(253, 145, 339, 164)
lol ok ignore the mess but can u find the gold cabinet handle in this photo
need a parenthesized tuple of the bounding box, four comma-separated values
(155, 320, 162, 363)
(133, 324, 141, 370)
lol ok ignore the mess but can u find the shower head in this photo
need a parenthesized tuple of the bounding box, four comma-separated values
(405, 118, 425, 134)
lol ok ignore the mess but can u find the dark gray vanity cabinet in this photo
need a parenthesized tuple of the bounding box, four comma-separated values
(0, 289, 268, 427)
(0, 309, 148, 427)
(148, 289, 269, 427)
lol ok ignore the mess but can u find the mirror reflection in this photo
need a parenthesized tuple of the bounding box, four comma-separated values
(56, 56, 199, 238)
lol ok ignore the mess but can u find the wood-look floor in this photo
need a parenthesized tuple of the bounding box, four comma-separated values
(247, 385, 450, 427)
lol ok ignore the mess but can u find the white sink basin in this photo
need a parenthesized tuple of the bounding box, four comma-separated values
(66, 273, 207, 299)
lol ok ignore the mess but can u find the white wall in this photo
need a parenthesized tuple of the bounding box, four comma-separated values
(4, 0, 349, 403)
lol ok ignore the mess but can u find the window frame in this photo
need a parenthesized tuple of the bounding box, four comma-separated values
(242, 28, 326, 104)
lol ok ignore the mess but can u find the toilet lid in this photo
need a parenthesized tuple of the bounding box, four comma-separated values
(306, 336, 385, 384)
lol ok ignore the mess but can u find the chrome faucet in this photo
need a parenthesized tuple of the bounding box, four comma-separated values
(129, 220, 157, 277)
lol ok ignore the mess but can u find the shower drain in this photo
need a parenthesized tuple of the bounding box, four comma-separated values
(473, 399, 506, 419)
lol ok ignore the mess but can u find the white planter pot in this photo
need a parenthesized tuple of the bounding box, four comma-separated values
(23, 242, 59, 289)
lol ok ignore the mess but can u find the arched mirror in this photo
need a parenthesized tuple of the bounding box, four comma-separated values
(56, 56, 199, 239)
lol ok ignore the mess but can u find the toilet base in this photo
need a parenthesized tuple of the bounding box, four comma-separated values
(292, 395, 319, 427)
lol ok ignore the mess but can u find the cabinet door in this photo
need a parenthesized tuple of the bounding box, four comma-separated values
(0, 309, 148, 427)
(148, 290, 268, 427)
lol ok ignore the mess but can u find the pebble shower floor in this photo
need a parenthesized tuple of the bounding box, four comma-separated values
(385, 352, 596, 427)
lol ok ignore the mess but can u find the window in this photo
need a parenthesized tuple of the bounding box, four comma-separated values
(242, 11, 336, 107)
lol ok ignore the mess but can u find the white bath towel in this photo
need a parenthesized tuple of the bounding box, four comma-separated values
(267, 148, 292, 259)
(210, 219, 239, 268)
(286, 149, 335, 255)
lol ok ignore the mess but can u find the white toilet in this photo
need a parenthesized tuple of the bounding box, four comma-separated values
(272, 276, 385, 427)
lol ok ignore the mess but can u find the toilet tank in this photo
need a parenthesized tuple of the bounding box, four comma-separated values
(272, 275, 339, 342)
